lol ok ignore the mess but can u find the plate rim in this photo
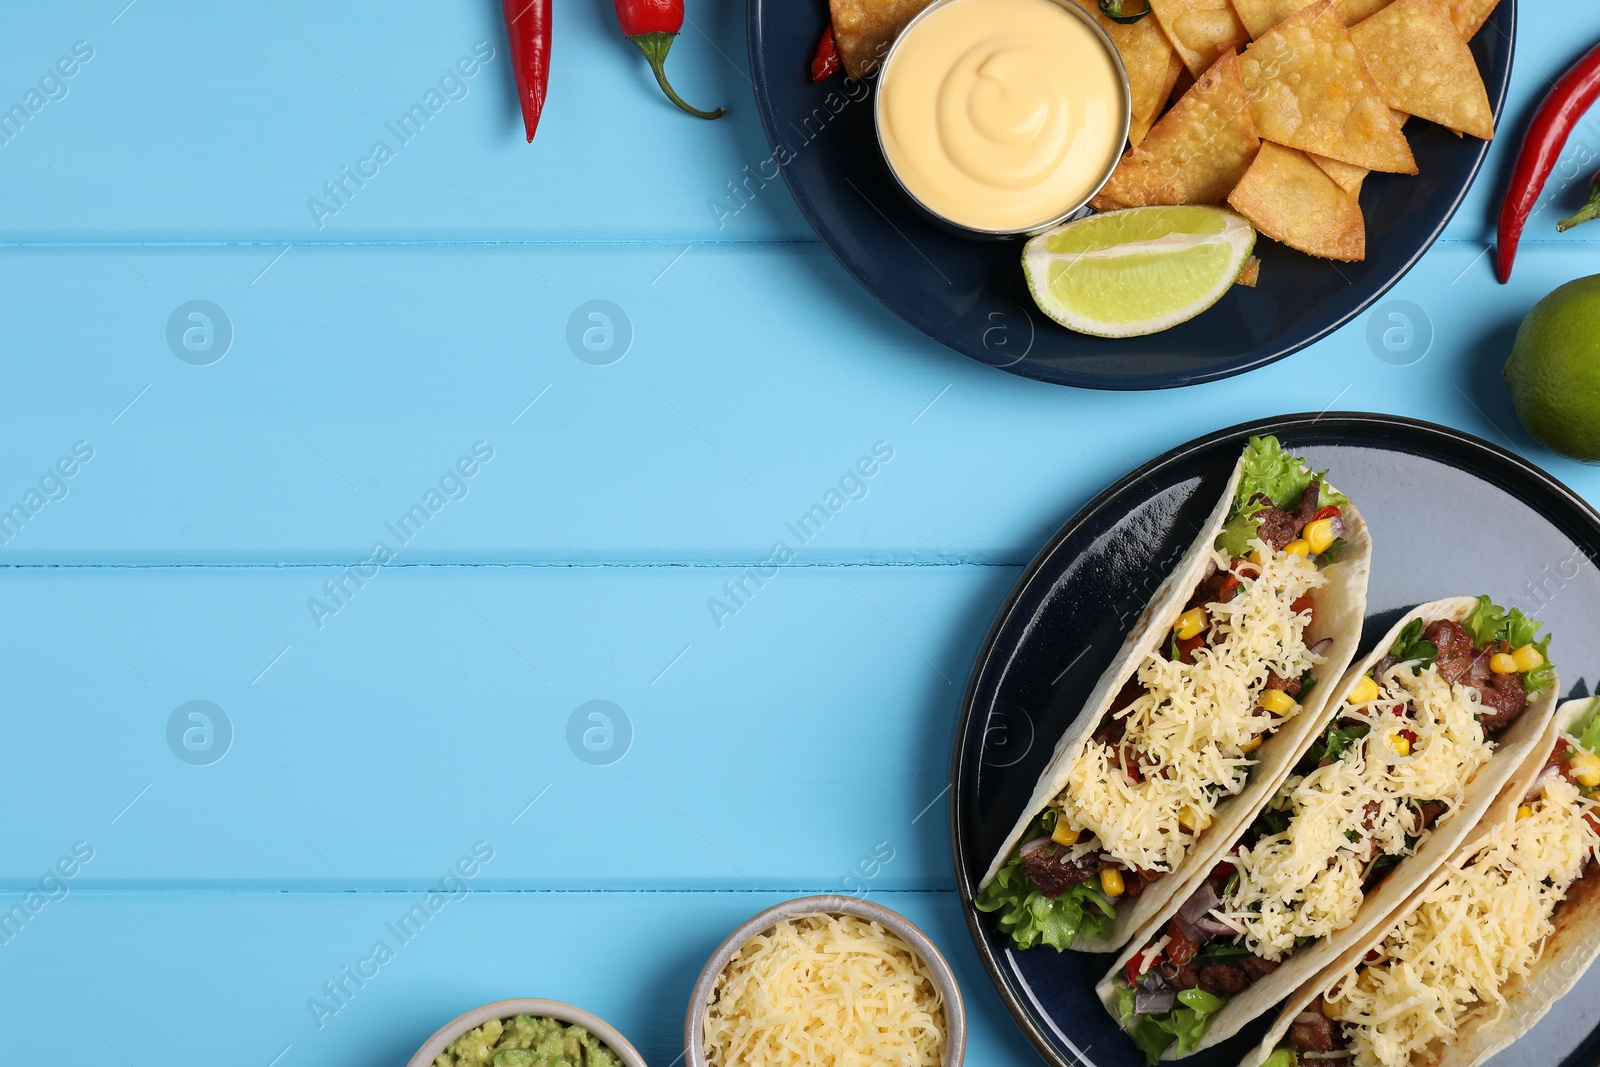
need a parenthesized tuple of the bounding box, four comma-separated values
(946, 411, 1600, 1067)
(744, 3, 1517, 391)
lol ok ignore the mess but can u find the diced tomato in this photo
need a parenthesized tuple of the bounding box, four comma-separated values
(1126, 948, 1157, 983)
(1233, 562, 1260, 581)
(1209, 859, 1236, 880)
(1314, 505, 1342, 521)
(1363, 948, 1380, 963)
(1217, 573, 1242, 601)
(1585, 812, 1600, 836)
(1291, 594, 1315, 617)
(1400, 729, 1418, 744)
(1177, 634, 1206, 663)
(1166, 928, 1200, 966)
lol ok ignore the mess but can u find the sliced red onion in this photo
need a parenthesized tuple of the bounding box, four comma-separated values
(1308, 638, 1333, 657)
(1018, 837, 1051, 858)
(1327, 515, 1345, 539)
(1191, 915, 1238, 938)
(1177, 882, 1220, 925)
(1135, 983, 1177, 1015)
(1526, 760, 1560, 802)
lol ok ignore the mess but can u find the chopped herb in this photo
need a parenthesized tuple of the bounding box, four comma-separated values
(1315, 536, 1348, 565)
(1311, 721, 1370, 764)
(1389, 618, 1438, 667)
(1195, 941, 1250, 965)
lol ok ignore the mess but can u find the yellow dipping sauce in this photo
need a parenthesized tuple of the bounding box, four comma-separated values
(877, 0, 1126, 233)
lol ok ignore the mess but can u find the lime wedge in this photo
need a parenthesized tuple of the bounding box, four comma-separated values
(1022, 206, 1256, 338)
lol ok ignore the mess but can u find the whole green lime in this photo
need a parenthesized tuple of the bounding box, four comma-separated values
(1504, 274, 1600, 463)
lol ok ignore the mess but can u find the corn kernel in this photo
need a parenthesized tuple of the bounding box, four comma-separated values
(1249, 549, 1264, 566)
(1349, 675, 1380, 705)
(1304, 518, 1336, 555)
(1387, 733, 1411, 757)
(1259, 688, 1297, 717)
(1174, 607, 1208, 641)
(1517, 805, 1534, 820)
(1239, 735, 1263, 753)
(1512, 644, 1545, 672)
(1284, 539, 1311, 557)
(1490, 652, 1519, 674)
(1052, 820, 1080, 846)
(1570, 749, 1600, 787)
(1100, 868, 1125, 897)
(1177, 806, 1211, 832)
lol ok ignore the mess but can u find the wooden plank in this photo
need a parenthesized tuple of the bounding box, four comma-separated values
(0, 564, 1017, 886)
(0, 242, 1594, 565)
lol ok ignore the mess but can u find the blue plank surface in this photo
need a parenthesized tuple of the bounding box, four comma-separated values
(4, 1, 1600, 1065)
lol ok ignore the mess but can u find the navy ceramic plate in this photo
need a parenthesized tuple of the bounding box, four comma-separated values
(951, 413, 1600, 1067)
(746, 6, 1515, 390)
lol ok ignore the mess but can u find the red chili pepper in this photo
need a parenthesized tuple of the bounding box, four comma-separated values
(812, 25, 842, 82)
(1496, 41, 1600, 283)
(613, 0, 725, 120)
(502, 0, 552, 142)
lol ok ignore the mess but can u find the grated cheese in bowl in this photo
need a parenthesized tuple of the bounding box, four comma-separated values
(700, 911, 950, 1067)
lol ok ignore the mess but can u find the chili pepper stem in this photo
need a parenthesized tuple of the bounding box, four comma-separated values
(1557, 175, 1600, 233)
(630, 32, 724, 120)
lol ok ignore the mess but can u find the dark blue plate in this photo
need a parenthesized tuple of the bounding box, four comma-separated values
(745, 5, 1515, 390)
(950, 413, 1600, 1067)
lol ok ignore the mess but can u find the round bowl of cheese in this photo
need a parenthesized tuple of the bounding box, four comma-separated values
(407, 998, 648, 1067)
(686, 895, 965, 1067)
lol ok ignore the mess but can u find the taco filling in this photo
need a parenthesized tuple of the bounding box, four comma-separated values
(1264, 717, 1600, 1067)
(980, 436, 1350, 951)
(1113, 597, 1552, 1063)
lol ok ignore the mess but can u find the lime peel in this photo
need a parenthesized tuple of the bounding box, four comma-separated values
(1023, 206, 1257, 338)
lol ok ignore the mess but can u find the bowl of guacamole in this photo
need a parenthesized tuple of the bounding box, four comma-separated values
(406, 998, 647, 1067)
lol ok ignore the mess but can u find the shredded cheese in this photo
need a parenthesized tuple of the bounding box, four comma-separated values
(1324, 770, 1600, 1067)
(1058, 541, 1326, 873)
(702, 913, 946, 1067)
(1219, 661, 1496, 960)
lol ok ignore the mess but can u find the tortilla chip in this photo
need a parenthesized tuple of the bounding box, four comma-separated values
(1230, 0, 1394, 37)
(1310, 152, 1369, 194)
(1228, 141, 1366, 260)
(1094, 50, 1261, 207)
(1351, 0, 1493, 139)
(1236, 255, 1261, 286)
(1073, 0, 1182, 148)
(1238, 1, 1417, 173)
(1150, 0, 1250, 75)
(827, 0, 931, 79)
(1449, 0, 1498, 37)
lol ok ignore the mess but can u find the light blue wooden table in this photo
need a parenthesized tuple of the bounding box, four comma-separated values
(4, 2, 1600, 1065)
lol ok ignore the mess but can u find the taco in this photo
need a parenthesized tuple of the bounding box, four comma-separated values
(976, 435, 1372, 953)
(1101, 596, 1559, 1062)
(1244, 694, 1600, 1067)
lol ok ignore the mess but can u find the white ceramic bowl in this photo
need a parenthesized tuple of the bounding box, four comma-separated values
(684, 894, 966, 1067)
(406, 998, 648, 1067)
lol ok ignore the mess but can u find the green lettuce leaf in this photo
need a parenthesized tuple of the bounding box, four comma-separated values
(1388, 619, 1438, 667)
(974, 854, 1114, 951)
(1214, 436, 1348, 558)
(1115, 980, 1231, 1065)
(1576, 702, 1600, 756)
(1262, 1049, 1298, 1067)
(1459, 596, 1555, 693)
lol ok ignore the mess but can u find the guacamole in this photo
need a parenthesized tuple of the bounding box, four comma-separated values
(434, 1014, 624, 1067)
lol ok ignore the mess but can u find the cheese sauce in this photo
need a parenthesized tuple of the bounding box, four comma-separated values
(877, 0, 1126, 232)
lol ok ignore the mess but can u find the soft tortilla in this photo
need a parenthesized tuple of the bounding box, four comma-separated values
(1095, 598, 1560, 1056)
(979, 443, 1373, 952)
(1241, 697, 1599, 1067)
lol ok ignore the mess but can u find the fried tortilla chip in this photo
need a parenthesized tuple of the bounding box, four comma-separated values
(1238, 1, 1417, 173)
(1352, 0, 1493, 139)
(828, 0, 931, 79)
(1231, 0, 1393, 37)
(1150, 0, 1249, 75)
(1310, 151, 1369, 194)
(1131, 52, 1187, 145)
(1237, 255, 1262, 286)
(1094, 50, 1260, 207)
(1229, 141, 1366, 260)
(1073, 0, 1183, 146)
(1449, 0, 1499, 37)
